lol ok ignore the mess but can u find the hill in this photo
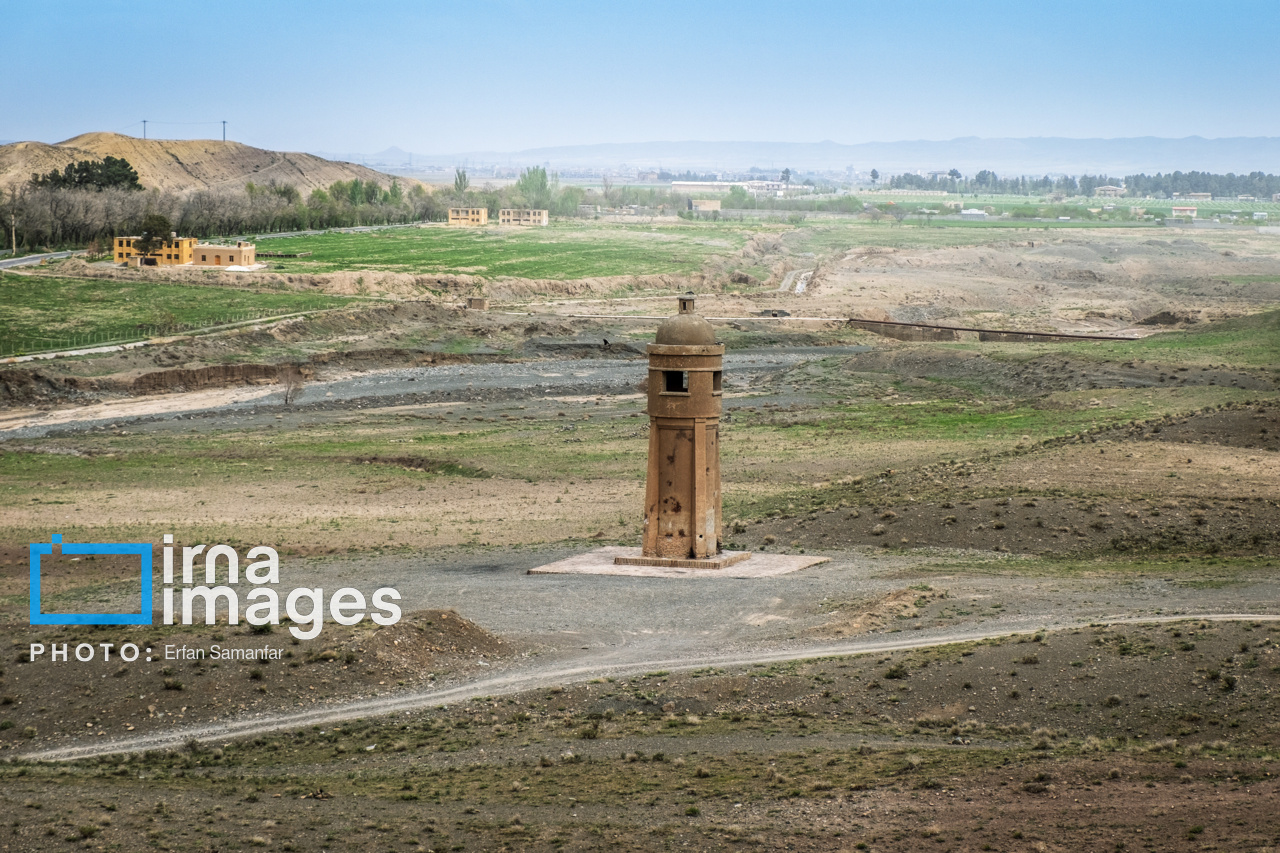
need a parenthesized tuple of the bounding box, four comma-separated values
(0, 132, 408, 194)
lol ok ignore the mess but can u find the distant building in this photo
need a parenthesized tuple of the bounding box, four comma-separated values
(1273, 193, 1280, 202)
(1254, 212, 1269, 221)
(1171, 206, 1197, 218)
(1238, 195, 1256, 201)
(959, 209, 988, 220)
(671, 179, 810, 197)
(448, 207, 489, 226)
(497, 208, 549, 226)
(115, 234, 196, 266)
(466, 297, 489, 310)
(193, 241, 256, 267)
(116, 234, 255, 268)
(1185, 193, 1212, 200)
(688, 199, 721, 211)
(1094, 185, 1125, 197)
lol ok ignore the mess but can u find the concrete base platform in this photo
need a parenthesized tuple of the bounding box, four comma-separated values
(613, 551, 753, 570)
(527, 546, 829, 578)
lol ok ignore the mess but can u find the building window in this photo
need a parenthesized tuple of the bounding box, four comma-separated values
(663, 370, 689, 393)
(712, 371, 722, 393)
(201, 255, 206, 261)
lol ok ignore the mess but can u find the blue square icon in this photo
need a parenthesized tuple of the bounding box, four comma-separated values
(29, 534, 153, 625)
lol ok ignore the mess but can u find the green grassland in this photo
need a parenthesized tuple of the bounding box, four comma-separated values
(257, 221, 755, 278)
(968, 308, 1280, 369)
(0, 274, 357, 355)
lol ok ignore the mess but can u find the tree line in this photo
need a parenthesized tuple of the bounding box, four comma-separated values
(886, 169, 1280, 199)
(2, 157, 448, 252)
(2, 158, 690, 254)
(887, 171, 1124, 196)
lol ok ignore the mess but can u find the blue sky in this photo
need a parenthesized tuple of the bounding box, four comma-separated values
(4, 0, 1278, 153)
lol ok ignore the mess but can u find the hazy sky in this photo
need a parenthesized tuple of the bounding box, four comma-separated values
(5, 0, 1279, 154)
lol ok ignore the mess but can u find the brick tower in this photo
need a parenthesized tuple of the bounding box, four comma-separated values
(616, 295, 748, 569)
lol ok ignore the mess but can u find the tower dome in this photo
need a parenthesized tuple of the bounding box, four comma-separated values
(654, 295, 716, 346)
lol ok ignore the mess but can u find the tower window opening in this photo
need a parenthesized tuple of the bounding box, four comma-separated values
(664, 370, 689, 393)
(712, 371, 722, 393)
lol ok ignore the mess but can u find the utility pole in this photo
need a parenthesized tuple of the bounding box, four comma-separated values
(222, 120, 226, 142)
(142, 120, 147, 139)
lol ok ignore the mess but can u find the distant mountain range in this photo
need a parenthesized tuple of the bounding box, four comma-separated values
(319, 137, 1280, 176)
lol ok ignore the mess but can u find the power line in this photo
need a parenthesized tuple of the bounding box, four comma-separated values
(116, 119, 231, 141)
(140, 120, 229, 126)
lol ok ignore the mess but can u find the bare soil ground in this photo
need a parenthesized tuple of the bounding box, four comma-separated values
(0, 610, 511, 750)
(807, 232, 1280, 333)
(742, 402, 1280, 557)
(2, 621, 1277, 851)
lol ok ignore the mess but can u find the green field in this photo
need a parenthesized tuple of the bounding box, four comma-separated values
(0, 274, 357, 355)
(256, 222, 753, 278)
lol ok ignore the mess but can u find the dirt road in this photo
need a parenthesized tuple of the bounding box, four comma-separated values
(25, 605, 1279, 762)
(19, 536, 1280, 761)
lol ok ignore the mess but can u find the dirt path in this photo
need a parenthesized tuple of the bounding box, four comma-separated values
(778, 268, 813, 292)
(24, 610, 1279, 762)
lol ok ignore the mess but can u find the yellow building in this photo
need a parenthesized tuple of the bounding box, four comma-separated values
(115, 235, 197, 266)
(193, 241, 257, 267)
(448, 207, 489, 226)
(498, 208, 549, 226)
